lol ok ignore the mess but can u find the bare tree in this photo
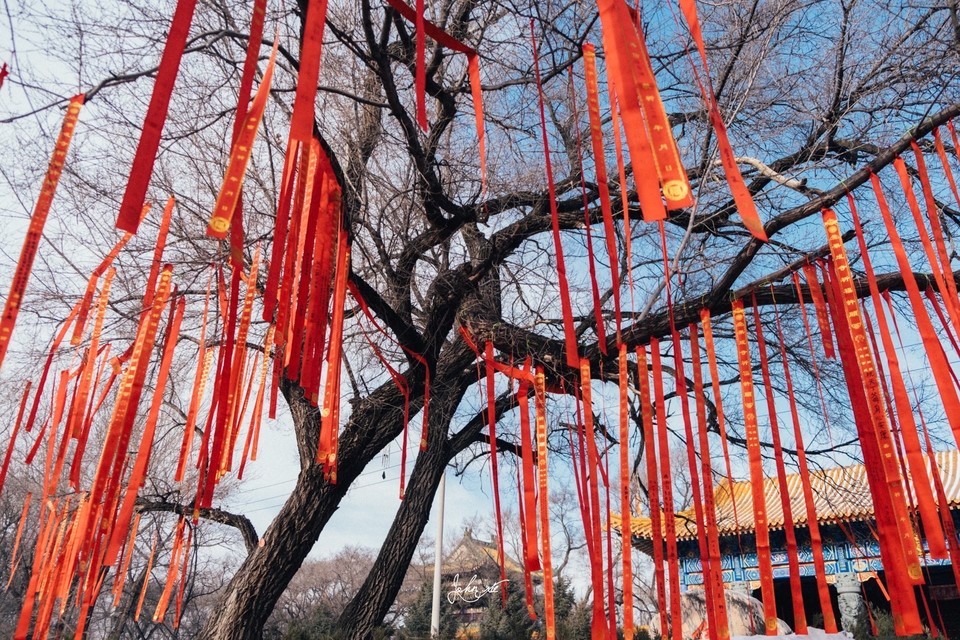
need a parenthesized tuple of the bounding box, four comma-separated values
(1, 0, 959, 638)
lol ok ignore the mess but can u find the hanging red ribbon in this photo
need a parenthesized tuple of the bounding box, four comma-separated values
(224, 0, 268, 262)
(596, 1, 691, 216)
(484, 342, 509, 599)
(670, 328, 720, 640)
(517, 359, 540, 573)
(578, 359, 611, 638)
(800, 262, 836, 359)
(869, 175, 960, 447)
(384, 0, 486, 185)
(820, 251, 924, 635)
(933, 128, 960, 210)
(751, 297, 807, 632)
(0, 380, 31, 493)
(153, 517, 187, 622)
(847, 192, 947, 558)
(116, 0, 198, 233)
(893, 156, 960, 336)
(910, 142, 959, 311)
(822, 205, 926, 632)
(105, 296, 185, 566)
(635, 344, 669, 636)
(699, 309, 740, 529)
(688, 325, 731, 640)
(569, 70, 608, 352)
(770, 298, 838, 632)
(583, 45, 623, 338)
(649, 338, 683, 640)
(676, 0, 766, 241)
(317, 232, 350, 481)
(288, 0, 329, 142)
(617, 345, 634, 639)
(530, 21, 578, 367)
(414, 0, 426, 130)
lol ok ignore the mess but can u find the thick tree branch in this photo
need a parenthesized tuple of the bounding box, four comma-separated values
(136, 498, 259, 554)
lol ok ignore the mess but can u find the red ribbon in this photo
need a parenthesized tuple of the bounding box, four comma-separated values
(870, 174, 960, 447)
(531, 21, 578, 367)
(569, 70, 608, 352)
(116, 0, 198, 233)
(649, 338, 683, 640)
(751, 297, 807, 631)
(671, 327, 720, 639)
(676, 0, 766, 241)
(317, 232, 350, 481)
(770, 297, 837, 632)
(617, 345, 634, 639)
(848, 192, 947, 558)
(0, 380, 31, 493)
(584, 45, 623, 339)
(597, 1, 691, 215)
(823, 206, 926, 628)
(731, 300, 778, 634)
(288, 0, 329, 143)
(635, 344, 668, 635)
(699, 309, 741, 530)
(688, 325, 731, 640)
(385, 0, 486, 186)
(484, 342, 509, 600)
(820, 252, 923, 635)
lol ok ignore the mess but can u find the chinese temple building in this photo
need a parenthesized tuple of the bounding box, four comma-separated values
(428, 528, 535, 633)
(613, 449, 960, 635)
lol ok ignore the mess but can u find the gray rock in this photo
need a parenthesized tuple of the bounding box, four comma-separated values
(647, 589, 793, 638)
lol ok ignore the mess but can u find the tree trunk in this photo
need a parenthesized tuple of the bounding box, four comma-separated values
(196, 463, 347, 640)
(338, 436, 450, 639)
(196, 376, 416, 640)
(335, 380, 469, 638)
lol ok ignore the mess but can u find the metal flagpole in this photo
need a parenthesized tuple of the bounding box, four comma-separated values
(430, 470, 446, 637)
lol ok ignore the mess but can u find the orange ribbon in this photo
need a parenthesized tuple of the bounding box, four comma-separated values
(676, 0, 766, 241)
(207, 40, 278, 238)
(688, 325, 731, 640)
(731, 299, 778, 634)
(288, 0, 328, 142)
(0, 95, 83, 372)
(385, 0, 486, 186)
(770, 298, 837, 632)
(820, 251, 923, 635)
(649, 338, 683, 640)
(533, 369, 556, 639)
(317, 232, 350, 481)
(848, 192, 947, 558)
(485, 342, 509, 599)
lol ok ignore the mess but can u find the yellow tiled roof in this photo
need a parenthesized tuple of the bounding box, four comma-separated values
(613, 449, 960, 541)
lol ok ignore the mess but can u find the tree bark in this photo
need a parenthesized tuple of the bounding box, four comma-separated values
(196, 375, 418, 639)
(335, 402, 456, 638)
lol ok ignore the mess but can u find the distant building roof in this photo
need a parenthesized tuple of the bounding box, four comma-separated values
(613, 449, 960, 541)
(428, 528, 528, 577)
